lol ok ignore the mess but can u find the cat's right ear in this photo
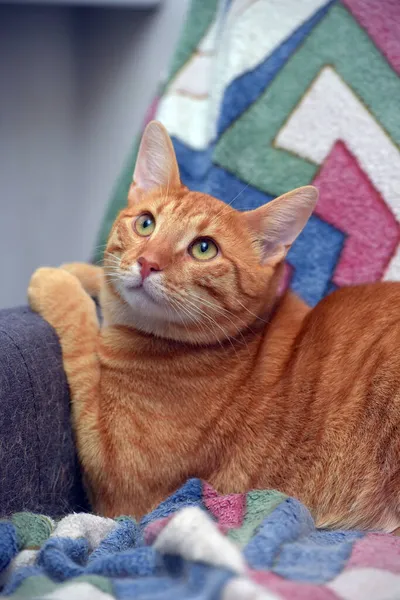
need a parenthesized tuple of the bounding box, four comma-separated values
(128, 121, 180, 205)
(245, 186, 318, 265)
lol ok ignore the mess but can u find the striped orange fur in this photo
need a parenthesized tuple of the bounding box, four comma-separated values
(28, 122, 400, 531)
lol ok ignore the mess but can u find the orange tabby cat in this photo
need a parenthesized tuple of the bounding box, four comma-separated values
(29, 121, 400, 532)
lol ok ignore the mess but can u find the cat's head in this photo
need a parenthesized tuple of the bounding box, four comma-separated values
(103, 121, 318, 343)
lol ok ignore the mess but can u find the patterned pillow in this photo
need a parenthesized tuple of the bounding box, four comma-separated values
(95, 0, 400, 308)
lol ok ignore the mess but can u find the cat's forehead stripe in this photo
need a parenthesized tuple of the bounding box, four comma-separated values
(155, 197, 223, 232)
(162, 192, 227, 217)
(158, 197, 179, 214)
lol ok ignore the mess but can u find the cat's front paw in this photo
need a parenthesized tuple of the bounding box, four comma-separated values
(28, 267, 80, 317)
(60, 262, 103, 297)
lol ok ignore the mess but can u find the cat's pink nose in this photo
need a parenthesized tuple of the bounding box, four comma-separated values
(138, 257, 161, 280)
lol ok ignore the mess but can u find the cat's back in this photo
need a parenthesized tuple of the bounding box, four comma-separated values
(299, 282, 400, 361)
(287, 282, 400, 401)
(310, 281, 400, 329)
(274, 283, 400, 529)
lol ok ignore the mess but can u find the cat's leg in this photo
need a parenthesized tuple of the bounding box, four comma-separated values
(28, 268, 102, 479)
(60, 262, 103, 298)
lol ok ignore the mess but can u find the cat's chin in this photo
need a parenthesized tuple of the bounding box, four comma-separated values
(121, 284, 167, 317)
(122, 283, 161, 307)
(113, 281, 193, 335)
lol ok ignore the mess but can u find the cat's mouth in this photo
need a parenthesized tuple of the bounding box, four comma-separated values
(115, 274, 197, 328)
(124, 282, 159, 304)
(124, 281, 143, 291)
(121, 276, 168, 308)
(116, 271, 193, 326)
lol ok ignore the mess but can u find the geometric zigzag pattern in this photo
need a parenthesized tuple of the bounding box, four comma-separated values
(151, 0, 400, 306)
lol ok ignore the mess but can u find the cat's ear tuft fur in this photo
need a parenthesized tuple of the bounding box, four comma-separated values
(129, 121, 180, 204)
(245, 186, 318, 265)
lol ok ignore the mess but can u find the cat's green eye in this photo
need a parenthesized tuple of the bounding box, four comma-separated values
(134, 213, 155, 236)
(190, 238, 218, 261)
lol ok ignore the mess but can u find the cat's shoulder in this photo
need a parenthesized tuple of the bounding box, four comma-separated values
(319, 282, 400, 308)
(307, 282, 400, 330)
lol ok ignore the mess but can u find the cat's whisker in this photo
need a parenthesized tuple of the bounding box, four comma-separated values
(213, 184, 249, 222)
(192, 303, 250, 350)
(103, 263, 121, 271)
(166, 293, 226, 350)
(93, 244, 113, 262)
(176, 287, 254, 341)
(184, 294, 249, 352)
(233, 297, 271, 325)
(167, 297, 196, 341)
(190, 286, 269, 326)
(104, 274, 122, 286)
(149, 284, 192, 320)
(104, 269, 119, 275)
(170, 298, 196, 328)
(162, 282, 238, 344)
(177, 295, 239, 356)
(103, 255, 120, 262)
(186, 291, 245, 328)
(103, 253, 121, 265)
(92, 247, 108, 259)
(187, 290, 256, 336)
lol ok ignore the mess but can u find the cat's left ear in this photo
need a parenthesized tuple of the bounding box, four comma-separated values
(245, 186, 318, 265)
(129, 120, 180, 204)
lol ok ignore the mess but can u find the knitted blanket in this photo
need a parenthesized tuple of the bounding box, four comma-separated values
(1, 480, 400, 599)
(96, 0, 400, 306)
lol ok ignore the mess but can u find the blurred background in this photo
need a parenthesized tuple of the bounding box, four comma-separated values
(0, 0, 188, 309)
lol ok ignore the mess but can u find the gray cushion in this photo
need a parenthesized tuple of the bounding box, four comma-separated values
(0, 306, 89, 516)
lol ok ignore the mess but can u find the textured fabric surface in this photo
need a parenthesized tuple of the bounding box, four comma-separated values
(1, 479, 400, 599)
(0, 307, 89, 517)
(94, 0, 400, 306)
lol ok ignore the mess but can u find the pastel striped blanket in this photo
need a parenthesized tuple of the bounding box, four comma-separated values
(1, 479, 400, 599)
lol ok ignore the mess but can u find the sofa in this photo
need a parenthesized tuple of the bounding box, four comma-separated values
(0, 306, 88, 516)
